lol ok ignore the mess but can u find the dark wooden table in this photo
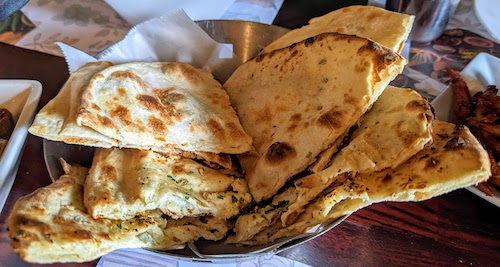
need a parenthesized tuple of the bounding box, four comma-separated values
(1, 3, 500, 266)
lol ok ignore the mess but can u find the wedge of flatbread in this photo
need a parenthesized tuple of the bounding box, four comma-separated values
(224, 33, 406, 202)
(84, 148, 252, 220)
(77, 62, 252, 155)
(261, 5, 414, 55)
(29, 62, 247, 169)
(284, 86, 434, 222)
(28, 62, 119, 147)
(243, 121, 490, 245)
(226, 86, 433, 243)
(7, 160, 231, 263)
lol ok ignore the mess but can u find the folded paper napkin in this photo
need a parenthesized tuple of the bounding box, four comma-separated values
(18, 0, 284, 56)
(97, 248, 312, 267)
(58, 10, 240, 82)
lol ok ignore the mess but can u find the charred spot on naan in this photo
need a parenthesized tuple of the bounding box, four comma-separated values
(265, 142, 297, 164)
(317, 109, 344, 129)
(110, 105, 131, 122)
(254, 106, 273, 124)
(100, 165, 118, 182)
(91, 73, 105, 81)
(136, 94, 183, 124)
(201, 120, 247, 150)
(96, 115, 115, 128)
(357, 41, 400, 68)
(226, 122, 248, 140)
(117, 87, 126, 96)
(161, 62, 202, 85)
(406, 99, 428, 111)
(444, 136, 467, 149)
(424, 156, 440, 170)
(170, 164, 186, 176)
(154, 88, 186, 104)
(12, 215, 48, 230)
(407, 99, 435, 122)
(148, 116, 167, 134)
(111, 71, 147, 89)
(136, 94, 164, 111)
(91, 103, 101, 111)
(286, 113, 303, 133)
(207, 119, 225, 140)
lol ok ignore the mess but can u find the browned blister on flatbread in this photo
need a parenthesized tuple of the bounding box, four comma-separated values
(225, 32, 406, 202)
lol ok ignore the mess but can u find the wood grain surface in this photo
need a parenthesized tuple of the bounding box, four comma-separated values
(0, 39, 499, 267)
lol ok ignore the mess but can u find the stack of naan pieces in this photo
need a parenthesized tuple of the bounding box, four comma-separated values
(8, 5, 491, 264)
(9, 61, 254, 263)
(223, 5, 490, 244)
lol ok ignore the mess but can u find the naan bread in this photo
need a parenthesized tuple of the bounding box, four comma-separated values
(261, 5, 414, 55)
(225, 32, 406, 201)
(283, 86, 433, 224)
(84, 148, 252, 220)
(7, 160, 231, 263)
(28, 62, 118, 147)
(77, 62, 252, 154)
(309, 86, 434, 173)
(244, 121, 490, 245)
(227, 86, 433, 243)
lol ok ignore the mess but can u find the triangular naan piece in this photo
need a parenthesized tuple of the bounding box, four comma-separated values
(28, 62, 118, 147)
(244, 121, 490, 245)
(261, 5, 414, 55)
(224, 32, 406, 201)
(77, 62, 252, 154)
(7, 160, 231, 263)
(84, 148, 252, 220)
(226, 86, 433, 243)
(284, 86, 434, 224)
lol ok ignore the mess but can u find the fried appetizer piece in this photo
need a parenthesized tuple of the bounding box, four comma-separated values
(446, 67, 472, 124)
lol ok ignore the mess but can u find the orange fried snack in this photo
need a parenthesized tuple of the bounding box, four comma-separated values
(448, 68, 500, 195)
(446, 67, 472, 124)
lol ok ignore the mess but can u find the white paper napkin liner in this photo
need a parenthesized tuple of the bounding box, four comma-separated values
(97, 248, 312, 267)
(57, 10, 236, 75)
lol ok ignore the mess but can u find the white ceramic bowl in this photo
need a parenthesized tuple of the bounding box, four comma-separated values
(0, 80, 42, 212)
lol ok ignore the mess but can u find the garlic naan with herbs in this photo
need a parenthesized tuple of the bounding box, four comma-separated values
(7, 160, 232, 263)
(84, 148, 252, 220)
